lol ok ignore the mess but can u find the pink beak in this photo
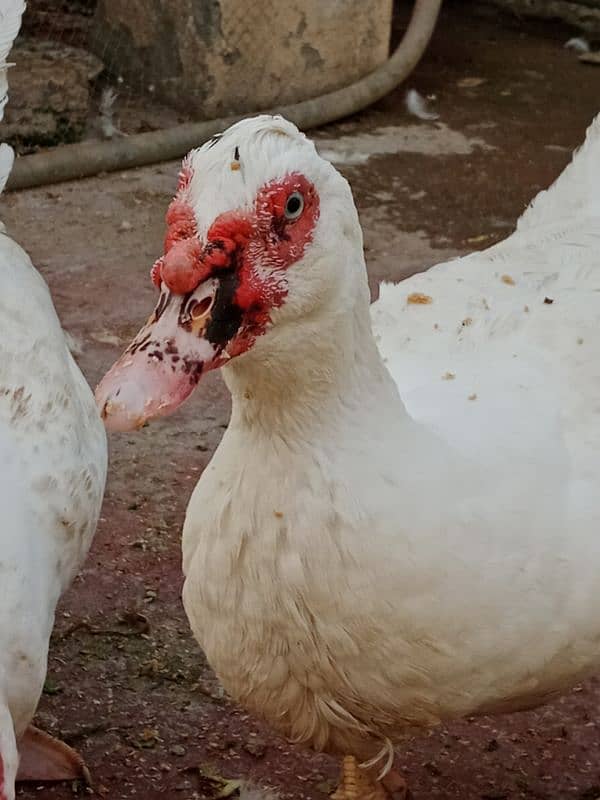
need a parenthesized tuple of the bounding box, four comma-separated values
(95, 278, 221, 432)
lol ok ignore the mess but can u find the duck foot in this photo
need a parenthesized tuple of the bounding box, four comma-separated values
(330, 756, 408, 800)
(16, 726, 91, 785)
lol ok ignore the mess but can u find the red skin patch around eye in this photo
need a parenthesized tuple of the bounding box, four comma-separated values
(220, 173, 319, 356)
(152, 169, 320, 352)
(235, 172, 319, 310)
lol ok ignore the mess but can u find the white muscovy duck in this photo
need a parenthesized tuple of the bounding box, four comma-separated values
(0, 3, 107, 798)
(97, 113, 600, 799)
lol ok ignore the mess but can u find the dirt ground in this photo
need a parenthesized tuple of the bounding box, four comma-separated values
(3, 3, 600, 799)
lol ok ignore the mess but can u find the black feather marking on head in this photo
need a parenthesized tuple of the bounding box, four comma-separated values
(234, 146, 240, 162)
(205, 270, 244, 347)
(207, 133, 223, 149)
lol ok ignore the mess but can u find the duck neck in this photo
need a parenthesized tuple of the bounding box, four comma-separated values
(222, 281, 404, 440)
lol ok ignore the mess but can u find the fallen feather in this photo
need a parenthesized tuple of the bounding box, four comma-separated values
(457, 77, 486, 88)
(564, 36, 590, 53)
(405, 89, 439, 121)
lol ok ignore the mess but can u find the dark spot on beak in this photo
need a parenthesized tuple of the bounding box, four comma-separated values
(234, 146, 240, 161)
(182, 358, 205, 382)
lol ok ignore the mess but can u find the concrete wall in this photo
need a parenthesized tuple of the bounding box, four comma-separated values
(91, 0, 393, 118)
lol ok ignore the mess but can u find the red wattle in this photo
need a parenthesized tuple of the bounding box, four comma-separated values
(164, 198, 198, 253)
(161, 238, 204, 294)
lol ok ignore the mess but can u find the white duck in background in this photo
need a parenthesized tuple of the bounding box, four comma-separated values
(0, 3, 107, 798)
(0, 0, 20, 201)
(97, 113, 600, 799)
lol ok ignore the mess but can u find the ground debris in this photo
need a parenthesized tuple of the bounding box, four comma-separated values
(54, 612, 150, 641)
(579, 52, 600, 66)
(193, 764, 244, 798)
(132, 727, 160, 749)
(243, 735, 268, 759)
(457, 76, 487, 88)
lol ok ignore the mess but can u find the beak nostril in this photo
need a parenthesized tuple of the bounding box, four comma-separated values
(191, 296, 214, 319)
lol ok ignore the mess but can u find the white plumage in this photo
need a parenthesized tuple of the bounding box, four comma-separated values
(405, 88, 439, 121)
(0, 0, 22, 198)
(0, 0, 22, 122)
(179, 115, 600, 789)
(0, 143, 13, 198)
(98, 111, 600, 797)
(0, 3, 107, 798)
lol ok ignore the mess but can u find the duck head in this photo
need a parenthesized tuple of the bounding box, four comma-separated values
(96, 115, 366, 431)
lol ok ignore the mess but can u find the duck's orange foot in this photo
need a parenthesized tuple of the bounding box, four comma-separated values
(330, 756, 408, 800)
(16, 726, 91, 785)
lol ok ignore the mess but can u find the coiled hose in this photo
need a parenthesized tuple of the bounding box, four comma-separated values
(7, 0, 442, 191)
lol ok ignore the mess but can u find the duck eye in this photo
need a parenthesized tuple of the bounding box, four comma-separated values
(284, 191, 304, 220)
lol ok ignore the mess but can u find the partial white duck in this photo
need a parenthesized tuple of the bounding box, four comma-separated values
(0, 0, 19, 205)
(97, 113, 600, 799)
(0, 3, 107, 798)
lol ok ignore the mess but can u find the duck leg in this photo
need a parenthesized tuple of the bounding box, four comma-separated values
(330, 756, 408, 800)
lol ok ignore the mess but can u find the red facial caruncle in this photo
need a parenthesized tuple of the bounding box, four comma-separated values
(96, 162, 320, 432)
(151, 170, 320, 352)
(151, 157, 203, 294)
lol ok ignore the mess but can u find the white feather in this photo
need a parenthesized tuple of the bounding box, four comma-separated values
(62, 328, 84, 357)
(173, 113, 600, 773)
(0, 0, 25, 123)
(0, 231, 107, 797)
(0, 141, 13, 197)
(405, 88, 439, 121)
(518, 113, 600, 229)
(0, 46, 106, 789)
(97, 86, 126, 140)
(564, 36, 590, 53)
(0, 0, 25, 212)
